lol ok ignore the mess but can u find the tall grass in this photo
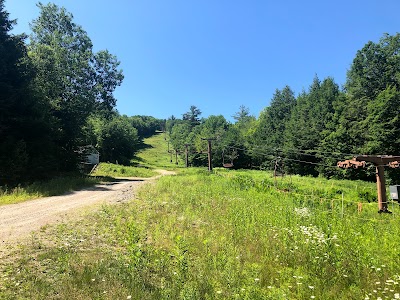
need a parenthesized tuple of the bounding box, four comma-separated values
(2, 168, 399, 299)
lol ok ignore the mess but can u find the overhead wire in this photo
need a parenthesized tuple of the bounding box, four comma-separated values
(227, 144, 343, 169)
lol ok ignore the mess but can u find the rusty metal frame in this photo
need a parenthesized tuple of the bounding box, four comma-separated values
(337, 155, 400, 213)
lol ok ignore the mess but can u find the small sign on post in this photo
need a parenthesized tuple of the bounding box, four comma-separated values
(389, 185, 400, 201)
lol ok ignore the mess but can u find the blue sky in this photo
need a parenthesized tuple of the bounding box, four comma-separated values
(4, 0, 400, 121)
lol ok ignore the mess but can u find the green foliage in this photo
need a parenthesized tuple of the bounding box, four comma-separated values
(28, 2, 123, 171)
(346, 33, 400, 101)
(254, 86, 296, 149)
(0, 0, 57, 185)
(128, 115, 164, 138)
(182, 105, 202, 127)
(284, 77, 341, 176)
(96, 116, 139, 165)
(363, 86, 400, 155)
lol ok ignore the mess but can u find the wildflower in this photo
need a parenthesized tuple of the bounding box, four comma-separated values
(91, 278, 96, 282)
(295, 207, 311, 217)
(310, 296, 315, 299)
(375, 282, 381, 285)
(216, 291, 222, 294)
(254, 278, 260, 282)
(308, 286, 314, 289)
(127, 296, 132, 300)
(394, 293, 400, 299)
(386, 279, 394, 283)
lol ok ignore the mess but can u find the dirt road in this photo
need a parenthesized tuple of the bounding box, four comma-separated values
(0, 170, 174, 246)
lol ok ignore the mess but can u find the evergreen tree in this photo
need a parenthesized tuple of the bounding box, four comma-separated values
(284, 77, 339, 176)
(252, 86, 296, 167)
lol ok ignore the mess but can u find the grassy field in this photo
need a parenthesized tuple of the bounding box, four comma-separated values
(1, 134, 400, 299)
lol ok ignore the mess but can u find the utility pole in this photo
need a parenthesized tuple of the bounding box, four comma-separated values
(338, 155, 400, 213)
(201, 138, 216, 171)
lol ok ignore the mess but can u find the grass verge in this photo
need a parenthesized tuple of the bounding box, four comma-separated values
(0, 176, 103, 206)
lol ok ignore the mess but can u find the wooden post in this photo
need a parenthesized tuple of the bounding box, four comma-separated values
(201, 138, 215, 172)
(376, 165, 387, 212)
(175, 150, 178, 165)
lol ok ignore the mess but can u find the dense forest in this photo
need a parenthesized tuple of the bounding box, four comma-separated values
(0, 1, 163, 185)
(167, 34, 400, 183)
(1, 0, 400, 186)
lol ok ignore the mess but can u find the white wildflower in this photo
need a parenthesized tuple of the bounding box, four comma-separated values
(295, 207, 311, 217)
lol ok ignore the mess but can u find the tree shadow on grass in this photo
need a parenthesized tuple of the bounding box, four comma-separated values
(136, 140, 153, 151)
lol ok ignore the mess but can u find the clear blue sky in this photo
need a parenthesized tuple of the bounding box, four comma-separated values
(4, 0, 400, 121)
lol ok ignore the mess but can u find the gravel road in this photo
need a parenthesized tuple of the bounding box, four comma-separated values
(0, 170, 174, 246)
